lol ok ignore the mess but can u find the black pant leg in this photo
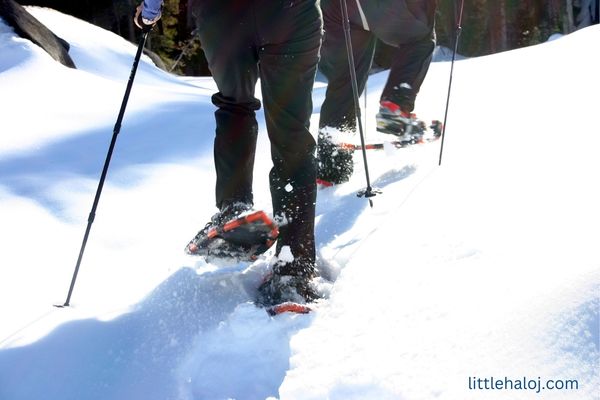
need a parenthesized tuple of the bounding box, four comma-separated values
(256, 0, 322, 269)
(365, 0, 436, 111)
(193, 2, 261, 209)
(318, 0, 376, 131)
(211, 98, 260, 208)
(381, 35, 435, 112)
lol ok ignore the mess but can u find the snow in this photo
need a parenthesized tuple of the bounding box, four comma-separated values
(1, 7, 599, 400)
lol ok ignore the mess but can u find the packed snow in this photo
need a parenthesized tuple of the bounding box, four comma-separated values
(1, 7, 598, 400)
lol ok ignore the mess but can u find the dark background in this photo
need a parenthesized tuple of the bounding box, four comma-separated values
(16, 0, 600, 75)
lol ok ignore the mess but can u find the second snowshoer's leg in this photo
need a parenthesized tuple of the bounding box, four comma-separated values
(317, 0, 376, 185)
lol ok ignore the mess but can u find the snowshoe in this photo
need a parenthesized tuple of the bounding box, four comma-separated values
(185, 208, 279, 263)
(376, 100, 427, 144)
(257, 272, 319, 307)
(256, 257, 324, 315)
(329, 119, 441, 152)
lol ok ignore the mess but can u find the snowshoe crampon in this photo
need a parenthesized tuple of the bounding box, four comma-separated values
(185, 210, 279, 263)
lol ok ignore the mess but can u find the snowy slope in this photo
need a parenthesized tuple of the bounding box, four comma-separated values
(0, 8, 598, 400)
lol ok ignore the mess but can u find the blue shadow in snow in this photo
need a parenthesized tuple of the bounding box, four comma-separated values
(559, 297, 600, 361)
(0, 100, 213, 212)
(315, 165, 417, 250)
(0, 265, 309, 400)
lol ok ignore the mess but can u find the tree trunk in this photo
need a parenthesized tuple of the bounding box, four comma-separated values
(545, 0, 564, 32)
(489, 0, 508, 52)
(565, 0, 575, 32)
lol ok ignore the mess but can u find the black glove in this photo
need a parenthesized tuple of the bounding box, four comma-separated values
(134, 4, 161, 33)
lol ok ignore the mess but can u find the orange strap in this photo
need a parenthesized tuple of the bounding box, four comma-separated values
(268, 302, 312, 315)
(207, 210, 279, 242)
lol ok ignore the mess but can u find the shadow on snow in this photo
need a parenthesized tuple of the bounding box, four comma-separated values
(0, 266, 312, 400)
(0, 100, 214, 213)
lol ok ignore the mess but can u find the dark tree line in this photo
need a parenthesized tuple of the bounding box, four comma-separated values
(15, 0, 600, 74)
(435, 0, 598, 56)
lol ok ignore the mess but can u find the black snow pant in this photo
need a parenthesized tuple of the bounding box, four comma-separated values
(319, 0, 436, 131)
(192, 0, 323, 271)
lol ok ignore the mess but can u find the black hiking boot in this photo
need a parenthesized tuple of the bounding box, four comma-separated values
(256, 259, 320, 306)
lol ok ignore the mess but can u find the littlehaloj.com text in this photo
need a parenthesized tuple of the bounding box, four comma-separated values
(468, 376, 579, 394)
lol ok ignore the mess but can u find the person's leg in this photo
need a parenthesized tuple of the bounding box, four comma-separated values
(316, 0, 376, 184)
(381, 34, 435, 112)
(363, 0, 435, 137)
(364, 0, 436, 112)
(256, 0, 322, 278)
(318, 0, 376, 132)
(193, 1, 261, 210)
(374, 34, 434, 139)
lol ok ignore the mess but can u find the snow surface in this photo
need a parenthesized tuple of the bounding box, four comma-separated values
(1, 7, 599, 400)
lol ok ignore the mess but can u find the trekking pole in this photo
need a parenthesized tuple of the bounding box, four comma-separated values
(364, 78, 368, 140)
(340, 0, 380, 207)
(56, 32, 149, 307)
(438, 0, 465, 166)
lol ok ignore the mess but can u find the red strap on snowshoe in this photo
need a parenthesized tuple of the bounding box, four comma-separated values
(187, 210, 279, 261)
(207, 210, 278, 244)
(267, 302, 312, 316)
(316, 178, 334, 187)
